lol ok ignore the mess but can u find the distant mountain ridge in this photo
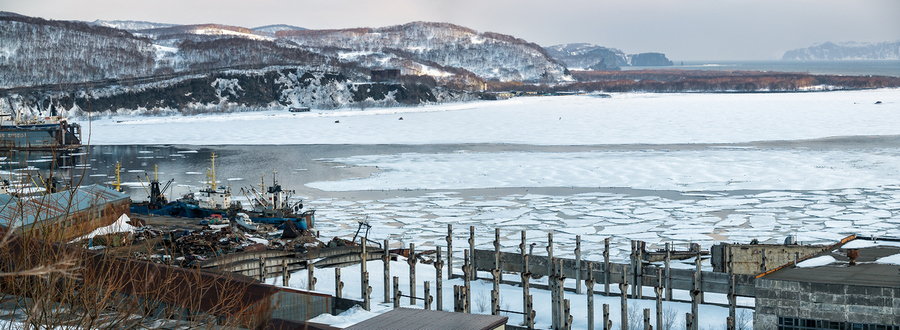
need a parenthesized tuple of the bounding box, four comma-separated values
(783, 41, 900, 60)
(279, 21, 571, 82)
(252, 24, 306, 35)
(89, 19, 177, 31)
(545, 43, 673, 70)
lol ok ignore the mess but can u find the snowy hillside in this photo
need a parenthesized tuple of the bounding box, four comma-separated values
(783, 41, 900, 60)
(89, 19, 177, 31)
(544, 43, 627, 70)
(281, 22, 571, 82)
(545, 43, 674, 70)
(252, 24, 306, 35)
(0, 15, 156, 88)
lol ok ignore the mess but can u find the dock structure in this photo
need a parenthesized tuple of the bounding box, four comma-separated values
(0, 184, 130, 241)
(754, 237, 900, 328)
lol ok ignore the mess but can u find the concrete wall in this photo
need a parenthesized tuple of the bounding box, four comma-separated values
(754, 278, 900, 329)
(711, 243, 828, 275)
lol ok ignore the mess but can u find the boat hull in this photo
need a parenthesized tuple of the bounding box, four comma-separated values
(0, 122, 82, 151)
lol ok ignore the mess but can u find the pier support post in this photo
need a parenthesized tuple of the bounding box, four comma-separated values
(576, 235, 582, 294)
(408, 243, 417, 305)
(469, 226, 476, 280)
(464, 249, 472, 313)
(656, 268, 663, 330)
(587, 261, 595, 330)
(696, 249, 704, 304)
(446, 224, 453, 278)
(307, 256, 316, 291)
(665, 242, 672, 301)
(728, 274, 736, 330)
(523, 253, 533, 328)
(604, 237, 610, 295)
(492, 267, 501, 315)
(282, 258, 290, 286)
(620, 265, 629, 330)
(435, 246, 444, 311)
(335, 268, 343, 299)
(393, 276, 400, 308)
(643, 309, 651, 330)
(603, 304, 610, 330)
(424, 281, 432, 310)
(363, 271, 371, 310)
(259, 257, 266, 282)
(495, 228, 502, 283)
(383, 239, 390, 303)
(492, 228, 501, 316)
(691, 268, 700, 330)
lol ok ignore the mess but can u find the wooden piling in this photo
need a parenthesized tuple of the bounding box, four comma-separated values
(604, 237, 610, 295)
(493, 228, 501, 315)
(656, 268, 663, 330)
(281, 258, 289, 286)
(492, 267, 501, 315)
(464, 249, 471, 313)
(383, 239, 390, 303)
(549, 233, 556, 329)
(363, 271, 371, 310)
(393, 276, 400, 309)
(259, 257, 266, 282)
(603, 304, 610, 330)
(728, 274, 736, 330)
(620, 265, 628, 330)
(335, 268, 343, 299)
(446, 224, 453, 277)
(495, 228, 502, 283)
(587, 261, 595, 330)
(691, 267, 699, 330)
(361, 233, 367, 302)
(696, 249, 704, 304)
(425, 281, 432, 310)
(409, 243, 417, 305)
(643, 309, 651, 330)
(307, 256, 316, 291)
(523, 254, 532, 328)
(469, 226, 476, 281)
(436, 246, 444, 311)
(665, 242, 672, 301)
(576, 235, 582, 294)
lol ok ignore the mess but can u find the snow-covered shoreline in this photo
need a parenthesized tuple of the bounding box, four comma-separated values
(79, 89, 899, 146)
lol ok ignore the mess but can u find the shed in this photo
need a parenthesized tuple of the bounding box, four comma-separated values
(344, 308, 508, 330)
(0, 184, 130, 240)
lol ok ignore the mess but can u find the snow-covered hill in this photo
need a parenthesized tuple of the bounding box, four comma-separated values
(783, 41, 900, 60)
(545, 43, 674, 70)
(544, 43, 627, 70)
(0, 15, 157, 88)
(252, 24, 306, 35)
(89, 19, 177, 31)
(281, 22, 571, 82)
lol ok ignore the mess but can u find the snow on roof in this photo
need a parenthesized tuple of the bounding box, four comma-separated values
(0, 184, 129, 228)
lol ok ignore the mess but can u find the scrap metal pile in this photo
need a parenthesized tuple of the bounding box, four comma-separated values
(78, 217, 325, 269)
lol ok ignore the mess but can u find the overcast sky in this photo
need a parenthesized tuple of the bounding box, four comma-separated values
(3, 0, 899, 60)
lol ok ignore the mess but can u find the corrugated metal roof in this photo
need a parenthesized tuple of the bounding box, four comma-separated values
(344, 308, 508, 330)
(0, 184, 130, 228)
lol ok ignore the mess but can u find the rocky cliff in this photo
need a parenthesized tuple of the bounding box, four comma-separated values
(783, 41, 900, 60)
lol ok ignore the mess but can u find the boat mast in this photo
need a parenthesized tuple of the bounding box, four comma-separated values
(206, 152, 217, 190)
(114, 161, 122, 192)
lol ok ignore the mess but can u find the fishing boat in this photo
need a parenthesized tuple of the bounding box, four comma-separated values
(131, 153, 238, 218)
(239, 170, 315, 230)
(0, 113, 82, 151)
